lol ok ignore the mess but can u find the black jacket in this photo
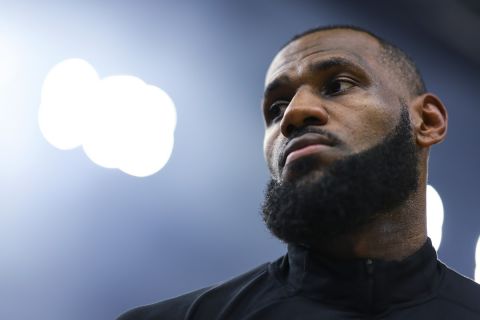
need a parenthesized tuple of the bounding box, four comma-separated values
(118, 239, 480, 319)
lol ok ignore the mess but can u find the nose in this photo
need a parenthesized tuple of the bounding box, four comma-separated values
(280, 86, 329, 137)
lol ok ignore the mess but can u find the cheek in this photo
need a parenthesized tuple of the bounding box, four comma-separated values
(263, 133, 274, 167)
(263, 129, 281, 177)
(336, 103, 398, 153)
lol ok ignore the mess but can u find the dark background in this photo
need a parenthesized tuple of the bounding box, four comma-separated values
(0, 1, 478, 319)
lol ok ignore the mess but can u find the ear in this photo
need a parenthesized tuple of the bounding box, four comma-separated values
(410, 93, 448, 147)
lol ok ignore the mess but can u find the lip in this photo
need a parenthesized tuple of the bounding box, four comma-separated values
(281, 133, 334, 167)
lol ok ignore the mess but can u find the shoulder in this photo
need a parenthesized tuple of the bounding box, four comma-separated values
(436, 262, 480, 314)
(117, 262, 271, 320)
(117, 287, 211, 320)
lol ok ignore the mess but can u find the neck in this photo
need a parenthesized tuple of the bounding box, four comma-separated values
(310, 185, 427, 261)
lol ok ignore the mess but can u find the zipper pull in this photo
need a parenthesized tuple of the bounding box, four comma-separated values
(366, 259, 374, 275)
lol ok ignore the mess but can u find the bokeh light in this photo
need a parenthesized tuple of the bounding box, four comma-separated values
(38, 59, 176, 177)
(426, 185, 444, 251)
(475, 236, 480, 283)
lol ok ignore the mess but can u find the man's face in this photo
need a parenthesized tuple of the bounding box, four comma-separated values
(260, 30, 420, 246)
(263, 30, 404, 182)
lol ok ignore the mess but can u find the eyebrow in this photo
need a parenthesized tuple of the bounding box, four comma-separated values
(263, 57, 365, 99)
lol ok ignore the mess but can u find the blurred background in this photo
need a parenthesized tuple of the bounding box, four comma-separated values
(0, 0, 479, 319)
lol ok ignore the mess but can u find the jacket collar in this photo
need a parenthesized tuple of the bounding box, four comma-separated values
(276, 238, 443, 314)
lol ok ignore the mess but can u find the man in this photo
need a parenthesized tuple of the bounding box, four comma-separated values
(118, 26, 480, 319)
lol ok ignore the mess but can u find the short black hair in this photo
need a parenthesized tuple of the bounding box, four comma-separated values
(282, 25, 426, 97)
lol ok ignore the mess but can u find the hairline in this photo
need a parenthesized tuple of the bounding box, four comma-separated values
(276, 25, 426, 97)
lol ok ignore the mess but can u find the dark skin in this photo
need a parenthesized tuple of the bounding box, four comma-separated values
(262, 29, 448, 261)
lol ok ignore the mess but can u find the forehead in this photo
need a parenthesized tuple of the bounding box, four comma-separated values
(266, 29, 384, 85)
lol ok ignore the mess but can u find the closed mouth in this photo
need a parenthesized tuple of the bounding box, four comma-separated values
(280, 133, 335, 168)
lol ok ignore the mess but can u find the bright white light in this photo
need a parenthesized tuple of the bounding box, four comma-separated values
(426, 185, 444, 250)
(475, 236, 480, 283)
(39, 59, 176, 177)
(39, 59, 99, 150)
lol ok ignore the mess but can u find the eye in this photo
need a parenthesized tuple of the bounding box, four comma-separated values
(267, 100, 289, 123)
(323, 78, 355, 96)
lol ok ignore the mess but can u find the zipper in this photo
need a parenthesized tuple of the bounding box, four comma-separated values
(365, 259, 374, 313)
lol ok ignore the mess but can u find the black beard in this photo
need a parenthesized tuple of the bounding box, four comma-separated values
(261, 105, 419, 247)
